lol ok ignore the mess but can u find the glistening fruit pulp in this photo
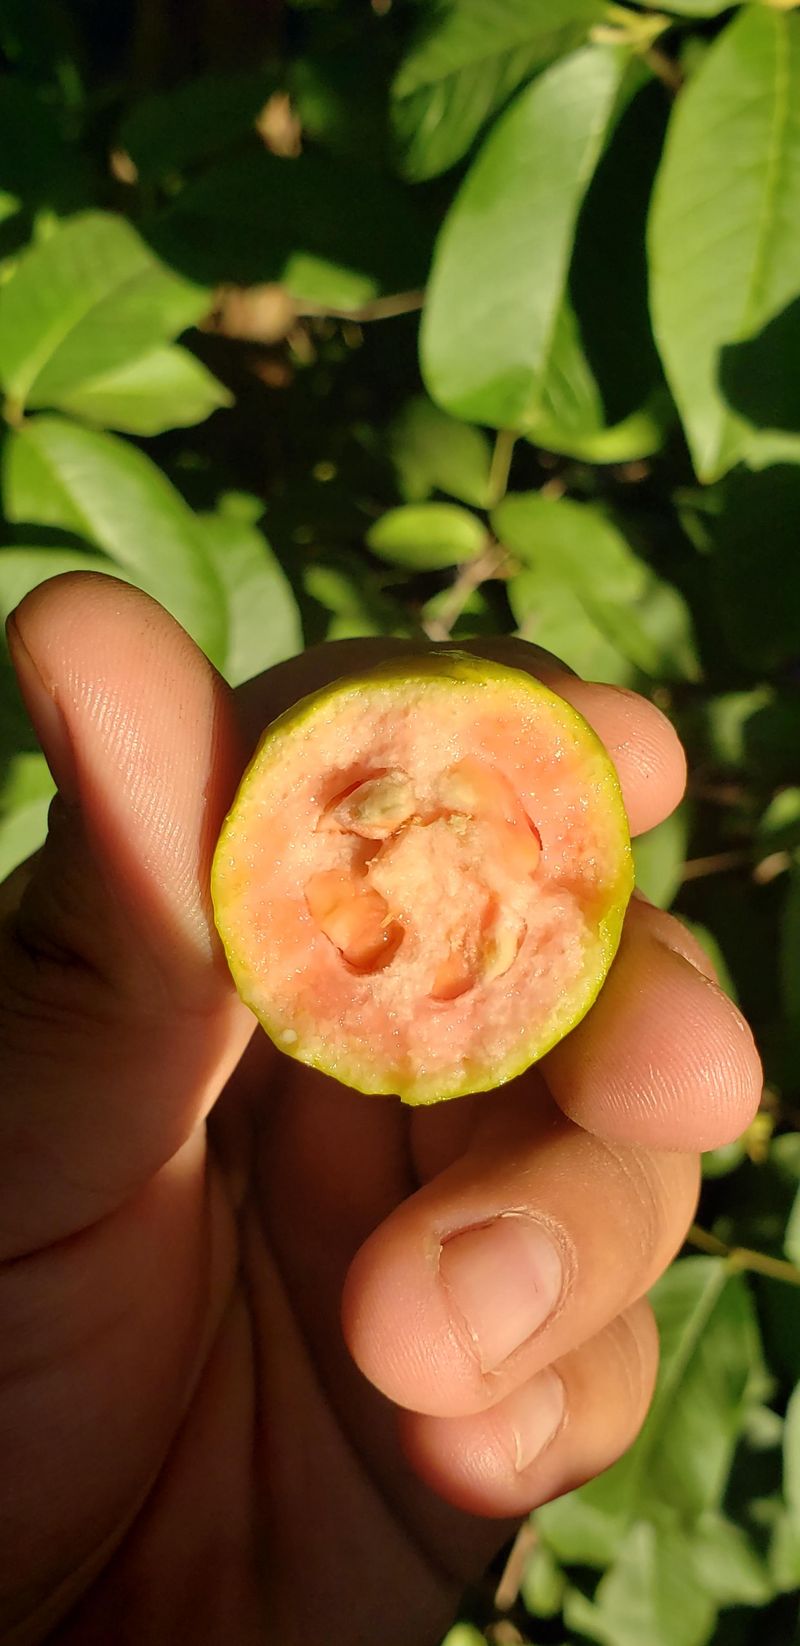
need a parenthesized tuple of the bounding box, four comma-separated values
(212, 654, 634, 1103)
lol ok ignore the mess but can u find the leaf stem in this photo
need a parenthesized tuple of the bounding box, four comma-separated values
(688, 1223, 800, 1288)
(422, 540, 510, 642)
(487, 429, 517, 509)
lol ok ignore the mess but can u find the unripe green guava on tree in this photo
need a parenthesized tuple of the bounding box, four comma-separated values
(212, 654, 633, 1103)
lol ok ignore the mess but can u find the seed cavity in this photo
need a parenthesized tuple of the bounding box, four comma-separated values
(307, 760, 540, 989)
(305, 868, 403, 972)
(326, 770, 416, 839)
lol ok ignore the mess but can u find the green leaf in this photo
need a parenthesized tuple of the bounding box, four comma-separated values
(153, 151, 428, 306)
(687, 1511, 773, 1606)
(366, 503, 486, 570)
(633, 806, 690, 909)
(649, 7, 800, 481)
(0, 751, 54, 882)
(0, 546, 122, 623)
(304, 555, 413, 641)
(692, 687, 800, 787)
(527, 81, 671, 460)
(439, 1627, 486, 1646)
(390, 397, 493, 507)
(683, 920, 738, 1001)
(538, 1259, 763, 1563)
(0, 212, 210, 410)
(564, 1521, 718, 1646)
(520, 1536, 566, 1619)
(119, 70, 276, 180)
(509, 566, 636, 686)
(420, 44, 632, 428)
(2, 418, 227, 666)
(198, 513, 301, 687)
(57, 345, 232, 435)
(493, 491, 699, 681)
(392, 0, 602, 182)
(758, 787, 800, 856)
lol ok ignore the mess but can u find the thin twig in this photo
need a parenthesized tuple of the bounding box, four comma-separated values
(688, 1224, 800, 1288)
(488, 430, 518, 509)
(681, 849, 752, 881)
(495, 1521, 538, 1613)
(645, 46, 684, 96)
(297, 290, 426, 324)
(422, 542, 510, 642)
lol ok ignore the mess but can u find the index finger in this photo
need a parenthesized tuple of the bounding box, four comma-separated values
(236, 637, 686, 840)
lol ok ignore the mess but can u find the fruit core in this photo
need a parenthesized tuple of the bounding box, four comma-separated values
(305, 757, 542, 1001)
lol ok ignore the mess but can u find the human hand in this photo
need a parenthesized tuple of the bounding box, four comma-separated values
(0, 575, 762, 1646)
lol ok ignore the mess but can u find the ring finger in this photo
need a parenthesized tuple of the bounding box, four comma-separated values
(400, 1297, 659, 1518)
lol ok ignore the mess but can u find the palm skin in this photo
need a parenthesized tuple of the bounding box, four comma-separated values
(0, 577, 762, 1646)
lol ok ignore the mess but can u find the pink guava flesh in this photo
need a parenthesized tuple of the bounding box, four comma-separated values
(212, 655, 633, 1103)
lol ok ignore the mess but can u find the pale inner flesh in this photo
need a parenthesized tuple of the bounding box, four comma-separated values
(305, 758, 542, 1000)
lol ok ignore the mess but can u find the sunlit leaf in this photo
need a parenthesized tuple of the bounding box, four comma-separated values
(538, 1259, 764, 1563)
(367, 503, 486, 569)
(421, 45, 633, 428)
(2, 418, 227, 665)
(390, 397, 493, 507)
(633, 806, 690, 909)
(198, 513, 301, 686)
(392, 0, 602, 181)
(0, 212, 209, 410)
(494, 491, 699, 680)
(58, 345, 232, 435)
(649, 7, 800, 480)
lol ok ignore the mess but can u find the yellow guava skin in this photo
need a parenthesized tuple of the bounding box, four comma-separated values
(211, 652, 634, 1103)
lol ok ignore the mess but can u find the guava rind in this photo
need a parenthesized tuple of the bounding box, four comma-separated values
(211, 652, 634, 1103)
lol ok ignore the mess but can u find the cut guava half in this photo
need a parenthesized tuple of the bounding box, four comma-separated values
(211, 652, 634, 1104)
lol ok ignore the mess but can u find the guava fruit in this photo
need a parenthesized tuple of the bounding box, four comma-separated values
(211, 653, 633, 1103)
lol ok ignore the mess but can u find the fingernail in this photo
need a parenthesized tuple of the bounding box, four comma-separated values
(511, 1369, 566, 1471)
(6, 614, 79, 805)
(439, 1215, 565, 1373)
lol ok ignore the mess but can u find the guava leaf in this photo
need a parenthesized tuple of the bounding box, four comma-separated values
(527, 81, 671, 460)
(563, 1521, 718, 1646)
(0, 546, 122, 622)
(198, 513, 302, 687)
(390, 397, 493, 507)
(0, 751, 54, 881)
(367, 503, 486, 569)
(420, 44, 633, 429)
(537, 1259, 764, 1564)
(633, 807, 690, 909)
(391, 0, 602, 181)
(493, 491, 699, 681)
(649, 6, 800, 481)
(57, 345, 232, 436)
(0, 212, 210, 410)
(508, 566, 635, 687)
(2, 418, 227, 666)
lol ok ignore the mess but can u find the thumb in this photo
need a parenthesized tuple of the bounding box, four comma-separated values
(0, 572, 253, 1258)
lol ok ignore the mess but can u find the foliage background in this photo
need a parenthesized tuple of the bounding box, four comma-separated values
(1, 0, 799, 1640)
